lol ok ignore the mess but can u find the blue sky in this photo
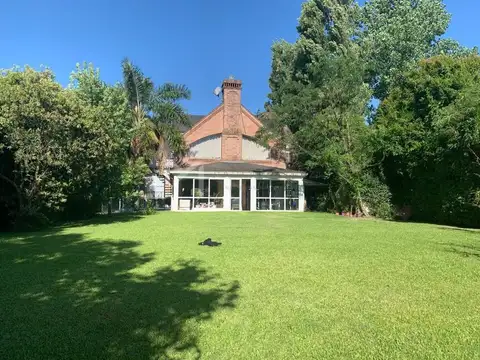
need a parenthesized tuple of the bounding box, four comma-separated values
(1, 1, 478, 115)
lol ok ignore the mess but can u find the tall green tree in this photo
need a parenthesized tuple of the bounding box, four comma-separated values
(67, 63, 133, 217)
(264, 0, 392, 216)
(121, 59, 191, 173)
(374, 55, 480, 226)
(0, 65, 134, 228)
(269, 0, 359, 106)
(361, 0, 475, 100)
(0, 67, 82, 226)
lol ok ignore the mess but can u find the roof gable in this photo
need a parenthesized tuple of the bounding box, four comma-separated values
(183, 105, 264, 145)
(184, 105, 224, 145)
(241, 106, 263, 138)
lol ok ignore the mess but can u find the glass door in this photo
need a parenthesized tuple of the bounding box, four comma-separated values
(242, 179, 251, 211)
(231, 180, 241, 210)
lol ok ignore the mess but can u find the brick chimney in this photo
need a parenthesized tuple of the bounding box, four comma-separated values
(221, 78, 242, 161)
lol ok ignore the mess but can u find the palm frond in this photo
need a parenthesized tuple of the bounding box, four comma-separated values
(144, 118, 156, 130)
(156, 123, 188, 156)
(121, 59, 191, 164)
(151, 102, 191, 127)
(156, 83, 191, 102)
(121, 58, 153, 109)
(152, 123, 188, 172)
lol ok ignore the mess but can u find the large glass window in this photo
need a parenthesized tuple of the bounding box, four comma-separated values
(271, 199, 285, 210)
(286, 181, 299, 198)
(257, 180, 270, 198)
(271, 180, 284, 198)
(179, 179, 193, 197)
(255, 180, 300, 211)
(256, 180, 270, 210)
(178, 178, 224, 210)
(286, 198, 298, 211)
(195, 179, 209, 198)
(256, 198, 270, 211)
(210, 179, 224, 198)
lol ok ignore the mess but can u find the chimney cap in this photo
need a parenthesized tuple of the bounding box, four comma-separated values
(222, 78, 242, 90)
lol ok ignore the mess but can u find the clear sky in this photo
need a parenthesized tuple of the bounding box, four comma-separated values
(1, 1, 478, 115)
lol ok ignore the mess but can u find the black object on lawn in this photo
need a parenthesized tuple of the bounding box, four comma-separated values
(198, 238, 222, 247)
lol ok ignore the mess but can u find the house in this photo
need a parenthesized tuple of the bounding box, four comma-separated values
(169, 78, 306, 211)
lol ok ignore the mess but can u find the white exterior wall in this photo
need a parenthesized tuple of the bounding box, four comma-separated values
(188, 135, 221, 159)
(242, 137, 270, 160)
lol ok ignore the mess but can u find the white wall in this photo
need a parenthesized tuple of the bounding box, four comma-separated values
(189, 134, 221, 159)
(242, 136, 270, 160)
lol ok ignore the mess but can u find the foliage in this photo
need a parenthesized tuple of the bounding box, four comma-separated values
(374, 55, 480, 226)
(65, 64, 133, 218)
(264, 0, 392, 217)
(271, 0, 477, 104)
(121, 58, 191, 173)
(265, 0, 479, 222)
(357, 172, 393, 219)
(0, 67, 117, 227)
(0, 60, 192, 229)
(142, 200, 158, 215)
(120, 158, 150, 211)
(360, 0, 453, 99)
(269, 0, 360, 106)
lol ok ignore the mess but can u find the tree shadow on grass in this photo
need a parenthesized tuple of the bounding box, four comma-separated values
(57, 212, 146, 229)
(437, 226, 480, 234)
(437, 227, 480, 260)
(440, 242, 480, 260)
(0, 230, 239, 360)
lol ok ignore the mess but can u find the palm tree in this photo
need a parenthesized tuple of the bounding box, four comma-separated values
(121, 58, 191, 172)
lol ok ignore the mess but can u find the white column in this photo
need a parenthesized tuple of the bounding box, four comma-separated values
(250, 177, 257, 211)
(224, 177, 231, 210)
(172, 176, 179, 211)
(298, 178, 305, 212)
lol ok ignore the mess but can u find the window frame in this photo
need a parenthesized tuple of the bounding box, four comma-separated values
(231, 179, 241, 211)
(178, 178, 225, 210)
(256, 179, 300, 211)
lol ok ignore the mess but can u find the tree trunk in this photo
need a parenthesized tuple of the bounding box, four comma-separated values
(357, 192, 369, 217)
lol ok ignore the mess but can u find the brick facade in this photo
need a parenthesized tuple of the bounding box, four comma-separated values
(182, 78, 286, 169)
(221, 79, 243, 161)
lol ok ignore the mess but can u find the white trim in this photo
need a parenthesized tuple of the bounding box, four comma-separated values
(170, 170, 306, 177)
(172, 174, 305, 212)
(299, 178, 305, 212)
(224, 178, 231, 211)
(250, 177, 256, 212)
(177, 178, 225, 210)
(172, 176, 179, 211)
(229, 179, 242, 211)
(254, 179, 300, 211)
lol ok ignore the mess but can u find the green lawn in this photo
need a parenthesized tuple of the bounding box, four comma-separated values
(1, 212, 480, 359)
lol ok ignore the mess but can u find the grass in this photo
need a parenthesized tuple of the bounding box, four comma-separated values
(1, 212, 480, 359)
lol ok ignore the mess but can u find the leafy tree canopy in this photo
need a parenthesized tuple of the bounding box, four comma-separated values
(121, 58, 191, 172)
(374, 55, 480, 226)
(263, 0, 392, 217)
(0, 66, 132, 227)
